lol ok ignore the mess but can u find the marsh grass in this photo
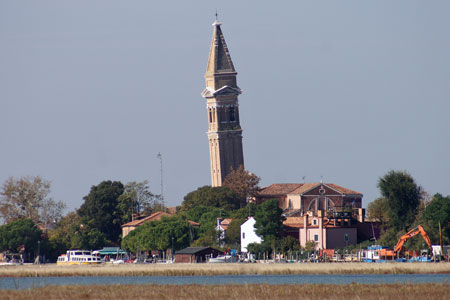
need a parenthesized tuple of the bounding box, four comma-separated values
(1, 283, 449, 300)
(0, 262, 449, 278)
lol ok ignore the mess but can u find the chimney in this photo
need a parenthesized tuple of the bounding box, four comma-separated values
(217, 218, 222, 228)
(304, 214, 308, 229)
(357, 208, 365, 223)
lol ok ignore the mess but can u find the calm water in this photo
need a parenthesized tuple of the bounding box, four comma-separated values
(0, 274, 449, 290)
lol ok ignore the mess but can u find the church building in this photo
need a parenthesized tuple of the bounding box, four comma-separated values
(257, 182, 363, 217)
(201, 19, 244, 187)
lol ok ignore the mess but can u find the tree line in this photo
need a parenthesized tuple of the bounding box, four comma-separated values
(0, 166, 262, 261)
(0, 168, 449, 262)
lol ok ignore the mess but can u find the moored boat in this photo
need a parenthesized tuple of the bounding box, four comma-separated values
(209, 255, 237, 263)
(57, 250, 102, 265)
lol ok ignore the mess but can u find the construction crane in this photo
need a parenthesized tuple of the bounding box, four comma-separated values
(394, 225, 432, 255)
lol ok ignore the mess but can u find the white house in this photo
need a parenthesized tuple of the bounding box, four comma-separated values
(240, 217, 262, 253)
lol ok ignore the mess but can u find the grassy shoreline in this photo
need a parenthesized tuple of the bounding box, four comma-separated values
(2, 283, 450, 300)
(0, 262, 449, 277)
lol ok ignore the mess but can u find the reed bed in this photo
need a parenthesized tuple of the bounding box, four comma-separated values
(1, 283, 450, 300)
(0, 262, 449, 278)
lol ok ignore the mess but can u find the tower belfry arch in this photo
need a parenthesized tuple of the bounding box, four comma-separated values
(201, 18, 244, 187)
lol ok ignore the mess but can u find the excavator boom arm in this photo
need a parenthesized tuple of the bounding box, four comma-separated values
(394, 225, 432, 253)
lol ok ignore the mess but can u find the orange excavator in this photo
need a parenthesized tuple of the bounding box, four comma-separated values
(394, 225, 432, 255)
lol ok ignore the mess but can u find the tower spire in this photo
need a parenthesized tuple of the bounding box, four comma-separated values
(206, 18, 235, 78)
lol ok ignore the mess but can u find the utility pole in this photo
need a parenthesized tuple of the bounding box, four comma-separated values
(439, 221, 443, 260)
(157, 152, 164, 212)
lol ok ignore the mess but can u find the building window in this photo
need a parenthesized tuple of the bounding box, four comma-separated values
(220, 108, 227, 123)
(314, 234, 319, 242)
(242, 232, 245, 239)
(313, 219, 317, 225)
(229, 106, 235, 122)
(209, 110, 213, 123)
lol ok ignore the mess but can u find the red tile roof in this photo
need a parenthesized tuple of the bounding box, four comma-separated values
(188, 220, 200, 227)
(122, 211, 172, 227)
(219, 218, 232, 231)
(325, 183, 362, 195)
(289, 183, 320, 195)
(260, 183, 362, 196)
(122, 211, 200, 228)
(259, 183, 303, 196)
(221, 218, 232, 225)
(283, 217, 304, 228)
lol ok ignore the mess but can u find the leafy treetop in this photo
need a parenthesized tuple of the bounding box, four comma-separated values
(0, 176, 66, 226)
(78, 180, 124, 245)
(122, 215, 191, 253)
(378, 170, 421, 231)
(223, 166, 260, 207)
(181, 186, 240, 211)
(0, 218, 42, 256)
(253, 199, 285, 243)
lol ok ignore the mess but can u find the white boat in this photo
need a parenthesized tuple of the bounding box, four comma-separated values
(209, 255, 236, 263)
(0, 262, 22, 266)
(57, 250, 102, 265)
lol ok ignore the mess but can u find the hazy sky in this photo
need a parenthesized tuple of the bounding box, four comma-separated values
(1, 1, 449, 212)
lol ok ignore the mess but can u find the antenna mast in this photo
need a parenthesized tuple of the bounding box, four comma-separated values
(157, 152, 164, 211)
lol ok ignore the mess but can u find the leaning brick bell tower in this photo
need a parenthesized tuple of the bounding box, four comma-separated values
(201, 17, 244, 187)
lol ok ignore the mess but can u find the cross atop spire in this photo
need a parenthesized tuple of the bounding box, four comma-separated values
(212, 11, 221, 27)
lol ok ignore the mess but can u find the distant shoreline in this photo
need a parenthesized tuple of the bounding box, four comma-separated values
(0, 262, 449, 278)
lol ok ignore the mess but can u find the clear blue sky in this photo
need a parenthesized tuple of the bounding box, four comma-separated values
(1, 1, 449, 212)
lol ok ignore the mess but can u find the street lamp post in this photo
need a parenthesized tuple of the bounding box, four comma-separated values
(171, 236, 175, 261)
(37, 241, 41, 264)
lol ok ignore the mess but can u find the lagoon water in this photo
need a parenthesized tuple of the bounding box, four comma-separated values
(0, 274, 449, 290)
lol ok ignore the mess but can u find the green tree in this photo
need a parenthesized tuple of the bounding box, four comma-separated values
(191, 228, 220, 247)
(0, 218, 42, 261)
(224, 218, 245, 246)
(367, 197, 390, 234)
(378, 228, 401, 249)
(0, 176, 66, 226)
(230, 204, 256, 220)
(367, 197, 389, 223)
(253, 199, 285, 244)
(71, 227, 108, 250)
(116, 181, 160, 224)
(122, 216, 191, 253)
(78, 181, 124, 245)
(180, 205, 219, 223)
(48, 212, 81, 253)
(247, 242, 271, 256)
(275, 236, 301, 253)
(179, 205, 228, 247)
(49, 211, 108, 251)
(304, 240, 317, 252)
(378, 170, 421, 231)
(197, 208, 229, 235)
(223, 166, 260, 207)
(422, 193, 450, 244)
(181, 186, 240, 211)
